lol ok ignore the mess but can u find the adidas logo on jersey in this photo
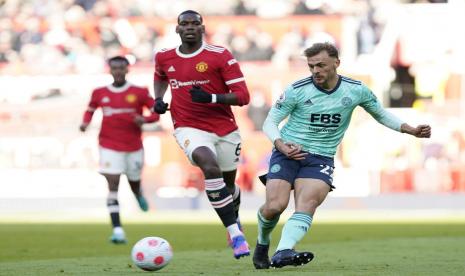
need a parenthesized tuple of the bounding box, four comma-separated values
(304, 99, 313, 105)
(168, 65, 176, 72)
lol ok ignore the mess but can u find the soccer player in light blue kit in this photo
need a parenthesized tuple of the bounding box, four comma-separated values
(252, 43, 431, 269)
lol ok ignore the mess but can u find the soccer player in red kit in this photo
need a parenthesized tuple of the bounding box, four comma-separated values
(153, 10, 251, 259)
(80, 56, 159, 244)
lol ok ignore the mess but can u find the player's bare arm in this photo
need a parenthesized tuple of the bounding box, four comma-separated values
(153, 80, 169, 114)
(153, 80, 169, 99)
(401, 123, 431, 138)
(133, 115, 146, 127)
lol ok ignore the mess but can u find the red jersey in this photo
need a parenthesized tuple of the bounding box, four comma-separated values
(82, 83, 159, 152)
(154, 42, 250, 136)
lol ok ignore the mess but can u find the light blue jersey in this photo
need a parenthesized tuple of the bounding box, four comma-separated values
(262, 75, 404, 157)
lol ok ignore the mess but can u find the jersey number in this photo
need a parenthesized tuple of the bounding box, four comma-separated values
(320, 165, 334, 178)
(235, 143, 242, 156)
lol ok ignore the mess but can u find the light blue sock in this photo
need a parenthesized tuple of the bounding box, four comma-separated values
(276, 212, 312, 251)
(257, 210, 280, 245)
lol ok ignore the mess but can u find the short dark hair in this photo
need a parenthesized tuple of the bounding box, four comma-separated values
(304, 42, 339, 59)
(108, 56, 129, 66)
(177, 10, 203, 23)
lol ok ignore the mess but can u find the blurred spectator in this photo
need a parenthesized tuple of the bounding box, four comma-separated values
(294, 0, 325, 15)
(246, 89, 270, 131)
(0, 0, 406, 73)
(234, 0, 255, 15)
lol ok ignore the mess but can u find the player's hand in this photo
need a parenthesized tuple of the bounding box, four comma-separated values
(274, 139, 308, 160)
(79, 123, 88, 132)
(189, 85, 212, 103)
(411, 124, 431, 138)
(401, 124, 431, 138)
(153, 97, 169, 114)
(133, 115, 145, 127)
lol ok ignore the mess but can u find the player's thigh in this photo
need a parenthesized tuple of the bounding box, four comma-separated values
(173, 127, 217, 165)
(99, 146, 125, 175)
(216, 130, 241, 171)
(293, 178, 330, 214)
(125, 149, 144, 181)
(297, 154, 335, 190)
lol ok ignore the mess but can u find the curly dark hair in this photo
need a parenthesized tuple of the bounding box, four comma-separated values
(108, 56, 129, 66)
(178, 10, 203, 23)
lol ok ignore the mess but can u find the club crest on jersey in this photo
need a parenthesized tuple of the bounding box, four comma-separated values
(195, 62, 208, 72)
(102, 97, 110, 103)
(277, 92, 286, 103)
(341, 97, 352, 106)
(126, 94, 137, 103)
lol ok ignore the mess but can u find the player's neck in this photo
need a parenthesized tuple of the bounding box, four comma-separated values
(179, 41, 203, 54)
(113, 80, 127, 87)
(322, 75, 339, 91)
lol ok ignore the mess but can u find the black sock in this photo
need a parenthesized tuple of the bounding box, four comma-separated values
(232, 185, 241, 219)
(205, 178, 236, 227)
(107, 191, 121, 227)
(129, 180, 141, 197)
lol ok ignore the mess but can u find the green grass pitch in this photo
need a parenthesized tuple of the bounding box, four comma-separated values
(1, 223, 465, 275)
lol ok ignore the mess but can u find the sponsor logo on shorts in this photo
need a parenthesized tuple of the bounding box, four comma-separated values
(184, 139, 190, 148)
(270, 164, 281, 173)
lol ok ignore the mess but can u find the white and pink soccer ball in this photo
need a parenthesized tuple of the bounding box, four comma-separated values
(131, 237, 173, 271)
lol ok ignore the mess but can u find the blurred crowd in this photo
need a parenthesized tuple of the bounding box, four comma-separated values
(0, 0, 410, 75)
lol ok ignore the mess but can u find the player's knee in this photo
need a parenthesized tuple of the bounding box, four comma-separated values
(200, 165, 222, 179)
(296, 199, 320, 214)
(263, 202, 286, 218)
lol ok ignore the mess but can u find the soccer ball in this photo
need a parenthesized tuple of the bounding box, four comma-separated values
(131, 237, 173, 271)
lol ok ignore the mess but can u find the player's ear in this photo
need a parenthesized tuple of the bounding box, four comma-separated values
(334, 58, 340, 69)
(175, 25, 180, 34)
(201, 25, 205, 34)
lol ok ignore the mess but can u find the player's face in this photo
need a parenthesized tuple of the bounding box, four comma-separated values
(176, 13, 204, 44)
(307, 51, 339, 87)
(109, 61, 128, 84)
